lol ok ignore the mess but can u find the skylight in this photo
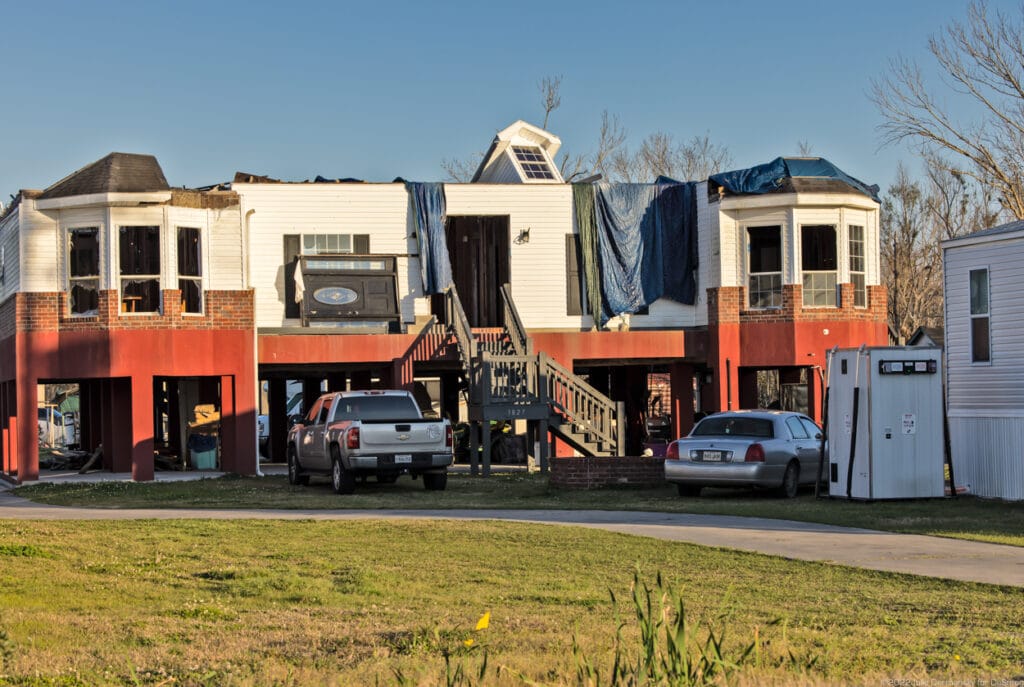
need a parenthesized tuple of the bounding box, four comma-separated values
(512, 146, 555, 180)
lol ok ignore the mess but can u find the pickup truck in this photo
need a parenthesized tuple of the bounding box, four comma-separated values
(286, 390, 453, 494)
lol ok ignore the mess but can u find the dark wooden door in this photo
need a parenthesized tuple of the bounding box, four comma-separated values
(445, 216, 510, 327)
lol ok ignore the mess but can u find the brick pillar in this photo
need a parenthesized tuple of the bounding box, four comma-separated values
(706, 287, 741, 413)
(15, 359, 37, 481)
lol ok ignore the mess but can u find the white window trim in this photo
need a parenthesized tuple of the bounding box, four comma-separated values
(117, 225, 162, 315)
(969, 267, 992, 365)
(848, 224, 867, 309)
(744, 224, 784, 309)
(65, 226, 102, 317)
(176, 225, 206, 316)
(799, 224, 838, 308)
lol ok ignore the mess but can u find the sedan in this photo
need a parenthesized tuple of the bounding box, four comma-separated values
(664, 410, 823, 498)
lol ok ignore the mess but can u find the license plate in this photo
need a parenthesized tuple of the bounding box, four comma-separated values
(395, 454, 412, 464)
(701, 451, 722, 462)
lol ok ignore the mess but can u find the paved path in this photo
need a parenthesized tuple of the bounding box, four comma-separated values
(1, 492, 1021, 587)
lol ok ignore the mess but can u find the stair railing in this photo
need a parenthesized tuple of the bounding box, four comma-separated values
(499, 283, 532, 356)
(444, 285, 482, 402)
(540, 352, 624, 455)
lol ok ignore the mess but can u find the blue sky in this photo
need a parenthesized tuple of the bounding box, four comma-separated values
(1, 0, 1009, 203)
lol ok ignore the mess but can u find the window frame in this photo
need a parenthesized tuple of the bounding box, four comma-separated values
(746, 225, 783, 309)
(67, 226, 101, 317)
(969, 267, 991, 364)
(848, 224, 866, 308)
(118, 225, 162, 314)
(177, 226, 204, 315)
(800, 224, 838, 308)
(511, 145, 556, 180)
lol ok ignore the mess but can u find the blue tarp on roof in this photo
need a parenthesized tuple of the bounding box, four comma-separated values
(575, 181, 699, 325)
(709, 157, 880, 202)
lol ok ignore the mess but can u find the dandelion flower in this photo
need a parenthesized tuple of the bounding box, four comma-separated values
(475, 611, 491, 631)
(954, 654, 961, 661)
(463, 638, 476, 648)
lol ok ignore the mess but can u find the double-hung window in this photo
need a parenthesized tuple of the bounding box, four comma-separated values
(68, 228, 100, 315)
(848, 225, 866, 308)
(801, 225, 837, 307)
(119, 226, 161, 313)
(747, 226, 782, 308)
(970, 268, 990, 363)
(178, 227, 202, 314)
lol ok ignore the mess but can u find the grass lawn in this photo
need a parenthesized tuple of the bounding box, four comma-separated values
(0, 519, 1021, 686)
(13, 472, 1024, 547)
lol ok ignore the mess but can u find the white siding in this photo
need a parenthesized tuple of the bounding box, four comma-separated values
(207, 206, 244, 290)
(944, 234, 1024, 500)
(446, 184, 578, 329)
(0, 208, 21, 301)
(235, 184, 417, 328)
(19, 200, 62, 292)
(944, 235, 1024, 410)
(477, 154, 520, 184)
(949, 416, 1024, 500)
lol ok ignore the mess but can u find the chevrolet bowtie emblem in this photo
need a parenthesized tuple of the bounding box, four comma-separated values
(397, 434, 410, 441)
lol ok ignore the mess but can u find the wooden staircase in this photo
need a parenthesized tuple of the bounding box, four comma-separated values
(442, 284, 624, 474)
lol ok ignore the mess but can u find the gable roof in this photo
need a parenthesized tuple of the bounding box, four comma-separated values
(37, 153, 170, 200)
(471, 120, 564, 184)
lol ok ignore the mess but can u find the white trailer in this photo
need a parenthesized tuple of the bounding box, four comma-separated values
(826, 346, 946, 500)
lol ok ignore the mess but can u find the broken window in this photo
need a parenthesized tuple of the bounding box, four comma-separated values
(747, 226, 782, 308)
(849, 225, 866, 307)
(801, 225, 837, 307)
(69, 228, 100, 315)
(970, 268, 990, 363)
(119, 226, 161, 313)
(178, 227, 202, 314)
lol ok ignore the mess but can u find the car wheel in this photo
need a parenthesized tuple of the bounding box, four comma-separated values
(331, 446, 356, 495)
(423, 471, 448, 491)
(287, 446, 309, 486)
(780, 461, 800, 499)
(676, 483, 702, 497)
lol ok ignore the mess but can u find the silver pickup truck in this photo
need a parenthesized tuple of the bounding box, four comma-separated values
(286, 390, 453, 494)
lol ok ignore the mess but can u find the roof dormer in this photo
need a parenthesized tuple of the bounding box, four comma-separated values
(471, 120, 564, 184)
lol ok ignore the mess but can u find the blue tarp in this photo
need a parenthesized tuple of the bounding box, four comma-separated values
(709, 157, 880, 202)
(405, 182, 452, 295)
(576, 181, 699, 325)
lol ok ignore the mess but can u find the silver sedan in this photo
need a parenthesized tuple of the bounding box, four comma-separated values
(664, 410, 823, 498)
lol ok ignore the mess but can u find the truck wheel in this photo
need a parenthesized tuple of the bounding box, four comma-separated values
(331, 446, 356, 495)
(287, 446, 309, 486)
(423, 472, 447, 491)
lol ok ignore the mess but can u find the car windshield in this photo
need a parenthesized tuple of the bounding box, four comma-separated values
(691, 416, 774, 438)
(333, 395, 421, 421)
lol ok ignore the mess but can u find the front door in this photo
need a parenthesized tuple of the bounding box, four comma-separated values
(445, 216, 510, 327)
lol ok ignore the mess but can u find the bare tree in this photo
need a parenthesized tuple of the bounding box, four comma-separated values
(441, 153, 483, 183)
(538, 75, 562, 130)
(882, 164, 942, 343)
(604, 131, 732, 182)
(796, 141, 815, 156)
(872, 1, 1024, 219)
(881, 156, 998, 342)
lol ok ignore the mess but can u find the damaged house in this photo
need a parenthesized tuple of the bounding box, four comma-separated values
(0, 120, 887, 481)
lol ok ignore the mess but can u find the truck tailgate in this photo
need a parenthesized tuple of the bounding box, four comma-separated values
(357, 420, 446, 452)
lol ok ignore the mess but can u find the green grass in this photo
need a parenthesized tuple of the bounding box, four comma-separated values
(0, 519, 1020, 686)
(13, 472, 1024, 547)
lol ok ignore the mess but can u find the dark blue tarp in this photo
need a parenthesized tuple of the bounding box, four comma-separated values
(405, 182, 452, 295)
(577, 181, 699, 325)
(709, 157, 880, 202)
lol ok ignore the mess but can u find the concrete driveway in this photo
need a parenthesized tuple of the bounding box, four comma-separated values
(0, 490, 1021, 587)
